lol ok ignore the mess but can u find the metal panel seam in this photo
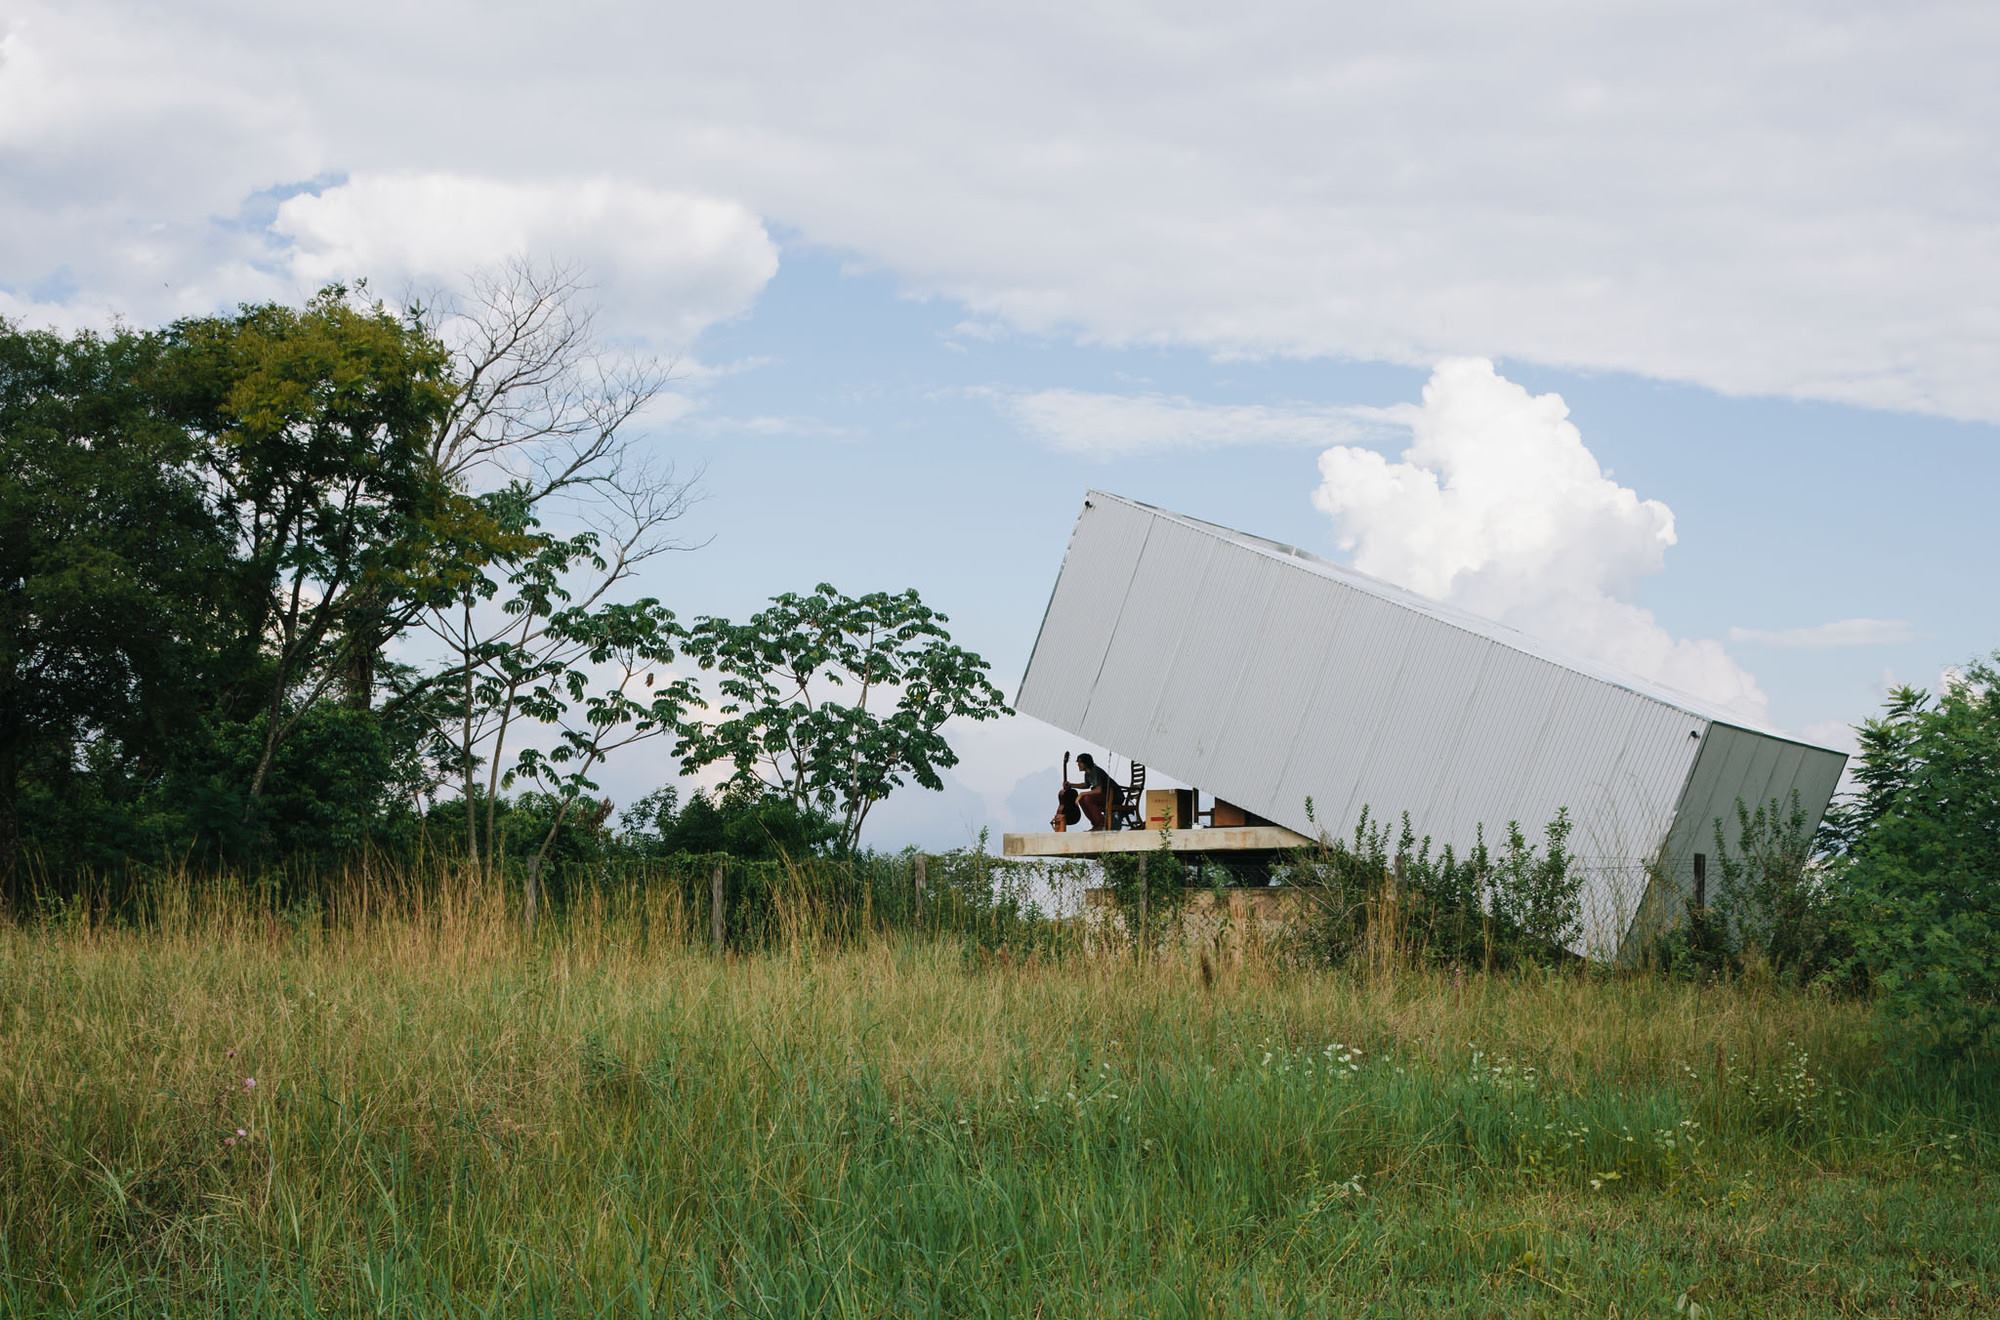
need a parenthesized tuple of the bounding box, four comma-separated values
(1076, 513, 1154, 729)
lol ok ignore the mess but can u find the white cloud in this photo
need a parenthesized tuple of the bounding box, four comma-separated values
(686, 413, 857, 440)
(1799, 719, 1860, 757)
(273, 174, 777, 347)
(8, 2, 2000, 418)
(1727, 619, 1914, 649)
(1313, 358, 1770, 722)
(1010, 389, 1382, 456)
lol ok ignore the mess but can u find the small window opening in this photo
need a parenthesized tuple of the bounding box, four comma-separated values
(1693, 853, 1707, 909)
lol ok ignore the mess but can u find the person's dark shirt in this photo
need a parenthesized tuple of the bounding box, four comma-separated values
(1080, 762, 1113, 794)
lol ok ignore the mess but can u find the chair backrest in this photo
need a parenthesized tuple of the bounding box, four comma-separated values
(1113, 762, 1146, 827)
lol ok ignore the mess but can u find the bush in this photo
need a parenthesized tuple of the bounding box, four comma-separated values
(1285, 804, 1582, 970)
(1654, 793, 1852, 987)
(1829, 657, 2000, 1060)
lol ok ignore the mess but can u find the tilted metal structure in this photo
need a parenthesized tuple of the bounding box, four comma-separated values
(1016, 491, 1847, 959)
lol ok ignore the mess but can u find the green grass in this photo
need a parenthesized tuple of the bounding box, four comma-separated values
(2, 882, 1995, 1317)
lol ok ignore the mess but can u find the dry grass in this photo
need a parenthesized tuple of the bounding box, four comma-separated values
(3, 875, 1994, 1316)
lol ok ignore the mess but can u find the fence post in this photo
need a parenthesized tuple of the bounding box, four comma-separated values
(1136, 853, 1149, 962)
(914, 853, 927, 925)
(710, 860, 726, 951)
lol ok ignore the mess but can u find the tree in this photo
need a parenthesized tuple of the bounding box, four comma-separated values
(0, 321, 235, 884)
(500, 596, 696, 929)
(676, 584, 1009, 852)
(397, 262, 699, 878)
(618, 784, 840, 862)
(1817, 685, 1929, 855)
(1831, 656, 2000, 1059)
(156, 287, 484, 818)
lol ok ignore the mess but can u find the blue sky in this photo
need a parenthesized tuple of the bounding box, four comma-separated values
(4, 1, 1996, 847)
(639, 244, 1997, 845)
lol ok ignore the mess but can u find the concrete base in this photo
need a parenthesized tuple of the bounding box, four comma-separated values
(1080, 885, 1309, 955)
(1001, 824, 1312, 859)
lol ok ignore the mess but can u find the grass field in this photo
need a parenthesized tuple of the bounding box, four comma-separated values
(3, 881, 1995, 1317)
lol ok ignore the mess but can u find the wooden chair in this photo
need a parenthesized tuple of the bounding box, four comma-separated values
(1110, 762, 1146, 830)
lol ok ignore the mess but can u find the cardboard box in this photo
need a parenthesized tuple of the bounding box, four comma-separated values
(1144, 788, 1183, 829)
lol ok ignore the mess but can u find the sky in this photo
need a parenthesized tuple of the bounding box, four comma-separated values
(4, 1, 1996, 849)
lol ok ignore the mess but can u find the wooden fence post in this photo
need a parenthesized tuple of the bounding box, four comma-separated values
(710, 860, 726, 951)
(1136, 853, 1149, 962)
(913, 853, 927, 925)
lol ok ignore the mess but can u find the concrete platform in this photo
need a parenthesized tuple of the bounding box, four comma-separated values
(1081, 885, 1309, 954)
(1001, 824, 1313, 858)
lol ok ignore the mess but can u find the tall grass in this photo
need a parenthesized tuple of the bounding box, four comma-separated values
(3, 870, 1994, 1316)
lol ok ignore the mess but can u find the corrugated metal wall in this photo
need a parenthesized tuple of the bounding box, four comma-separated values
(1624, 722, 1850, 955)
(1018, 494, 1844, 958)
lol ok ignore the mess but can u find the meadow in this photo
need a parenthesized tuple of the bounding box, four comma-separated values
(2, 875, 1995, 1318)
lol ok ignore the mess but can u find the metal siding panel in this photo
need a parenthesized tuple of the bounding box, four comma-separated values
(1323, 621, 1490, 838)
(1512, 670, 1604, 839)
(1655, 727, 1734, 898)
(1421, 641, 1560, 846)
(1273, 590, 1424, 831)
(1690, 727, 1761, 848)
(1199, 568, 1353, 814)
(1649, 726, 1848, 957)
(1717, 738, 1785, 852)
(1151, 549, 1285, 775)
(1015, 498, 1152, 734)
(1786, 748, 1848, 839)
(1076, 521, 1213, 744)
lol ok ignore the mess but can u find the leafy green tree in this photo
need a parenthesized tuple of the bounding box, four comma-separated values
(1817, 685, 1928, 855)
(156, 286, 483, 815)
(0, 321, 235, 883)
(501, 597, 696, 928)
(1832, 657, 2000, 1059)
(619, 784, 840, 861)
(675, 585, 1010, 852)
(2, 275, 691, 888)
(394, 263, 696, 880)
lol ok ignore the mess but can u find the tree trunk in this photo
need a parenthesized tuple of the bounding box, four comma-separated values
(522, 791, 584, 934)
(343, 592, 381, 711)
(241, 680, 287, 821)
(462, 597, 479, 876)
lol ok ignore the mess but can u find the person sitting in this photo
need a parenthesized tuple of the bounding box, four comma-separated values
(1065, 752, 1121, 831)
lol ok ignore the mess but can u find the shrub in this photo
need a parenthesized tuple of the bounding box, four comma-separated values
(1285, 803, 1581, 970)
(1829, 656, 2000, 1060)
(1648, 794, 1848, 987)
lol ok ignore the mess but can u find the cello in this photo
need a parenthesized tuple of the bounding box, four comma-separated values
(1050, 751, 1081, 831)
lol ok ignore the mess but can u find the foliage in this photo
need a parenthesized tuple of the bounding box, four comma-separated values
(498, 596, 695, 926)
(618, 784, 841, 862)
(1285, 803, 1583, 969)
(3, 286, 1015, 905)
(1099, 831, 1193, 951)
(676, 583, 1010, 852)
(1647, 794, 1851, 987)
(0, 322, 234, 881)
(1, 292, 505, 887)
(157, 286, 483, 803)
(1817, 684, 1929, 855)
(1829, 657, 2000, 1060)
(1712, 794, 1823, 972)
